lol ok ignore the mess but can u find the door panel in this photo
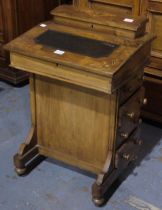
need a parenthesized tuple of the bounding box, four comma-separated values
(90, 0, 139, 15)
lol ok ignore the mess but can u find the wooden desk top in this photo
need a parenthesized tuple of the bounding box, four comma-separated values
(5, 7, 154, 94)
(5, 21, 153, 78)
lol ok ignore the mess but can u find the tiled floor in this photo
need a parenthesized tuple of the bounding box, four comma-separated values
(0, 81, 162, 210)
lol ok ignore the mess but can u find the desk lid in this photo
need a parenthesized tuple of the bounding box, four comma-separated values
(5, 22, 154, 93)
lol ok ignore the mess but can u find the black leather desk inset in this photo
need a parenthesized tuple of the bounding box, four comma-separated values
(35, 30, 118, 58)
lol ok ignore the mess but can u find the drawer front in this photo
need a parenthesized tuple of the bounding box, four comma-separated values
(115, 129, 142, 169)
(119, 73, 143, 105)
(117, 87, 145, 148)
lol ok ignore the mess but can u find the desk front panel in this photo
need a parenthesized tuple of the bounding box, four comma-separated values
(35, 75, 117, 173)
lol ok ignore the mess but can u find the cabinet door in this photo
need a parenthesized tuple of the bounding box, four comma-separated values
(90, 0, 140, 16)
(141, 0, 162, 69)
(0, 2, 3, 57)
(0, 1, 5, 58)
(1, 0, 18, 42)
(14, 0, 65, 35)
(0, 0, 18, 64)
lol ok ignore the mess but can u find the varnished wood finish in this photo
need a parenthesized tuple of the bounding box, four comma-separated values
(52, 5, 147, 38)
(5, 2, 153, 206)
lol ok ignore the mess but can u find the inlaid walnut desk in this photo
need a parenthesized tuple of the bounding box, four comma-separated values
(5, 3, 154, 206)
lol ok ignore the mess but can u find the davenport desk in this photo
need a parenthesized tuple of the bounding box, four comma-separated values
(5, 1, 154, 206)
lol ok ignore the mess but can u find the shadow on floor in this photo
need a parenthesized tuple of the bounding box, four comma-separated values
(18, 122, 162, 206)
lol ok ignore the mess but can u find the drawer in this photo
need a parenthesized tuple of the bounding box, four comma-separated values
(115, 129, 142, 169)
(117, 87, 145, 148)
(119, 73, 143, 105)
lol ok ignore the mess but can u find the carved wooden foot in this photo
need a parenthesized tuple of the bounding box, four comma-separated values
(92, 197, 105, 207)
(92, 181, 106, 206)
(14, 145, 40, 176)
(14, 153, 27, 176)
(91, 151, 114, 206)
(13, 126, 41, 176)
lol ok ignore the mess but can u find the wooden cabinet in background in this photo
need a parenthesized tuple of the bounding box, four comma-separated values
(0, 0, 68, 84)
(140, 0, 162, 123)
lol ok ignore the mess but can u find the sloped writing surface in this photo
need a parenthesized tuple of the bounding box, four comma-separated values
(35, 30, 119, 58)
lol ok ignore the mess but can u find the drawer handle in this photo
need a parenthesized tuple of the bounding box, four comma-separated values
(126, 112, 135, 119)
(143, 98, 148, 105)
(120, 132, 129, 139)
(138, 98, 148, 105)
(122, 153, 130, 160)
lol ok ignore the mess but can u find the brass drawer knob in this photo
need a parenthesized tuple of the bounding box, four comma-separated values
(123, 153, 130, 160)
(138, 140, 143, 145)
(143, 98, 148, 105)
(134, 139, 143, 145)
(120, 132, 129, 139)
(126, 112, 135, 119)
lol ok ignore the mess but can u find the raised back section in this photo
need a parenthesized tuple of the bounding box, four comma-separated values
(52, 2, 147, 39)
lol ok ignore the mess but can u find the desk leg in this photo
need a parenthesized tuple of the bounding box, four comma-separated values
(92, 129, 141, 206)
(92, 152, 113, 206)
(14, 74, 41, 175)
(14, 126, 40, 175)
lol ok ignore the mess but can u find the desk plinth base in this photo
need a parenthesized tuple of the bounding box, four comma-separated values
(14, 142, 135, 207)
(12, 74, 118, 205)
